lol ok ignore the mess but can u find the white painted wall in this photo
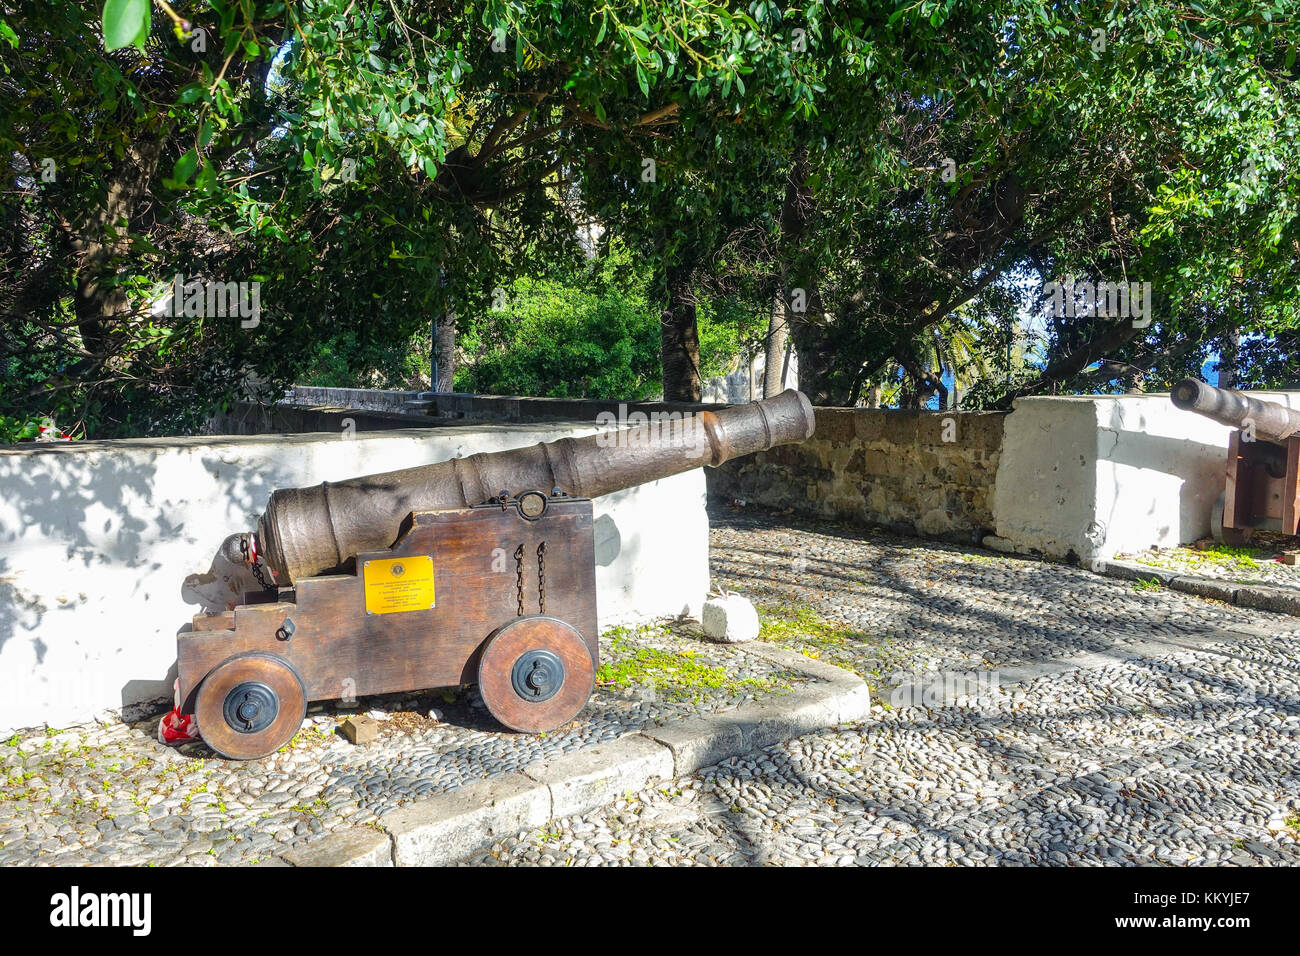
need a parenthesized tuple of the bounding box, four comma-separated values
(701, 348, 800, 405)
(0, 425, 707, 733)
(994, 391, 1300, 562)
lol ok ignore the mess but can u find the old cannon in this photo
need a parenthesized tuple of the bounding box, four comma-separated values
(1170, 378, 1300, 544)
(175, 390, 816, 759)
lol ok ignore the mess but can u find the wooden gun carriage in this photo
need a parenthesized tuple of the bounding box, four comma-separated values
(176, 390, 816, 759)
(1171, 378, 1300, 545)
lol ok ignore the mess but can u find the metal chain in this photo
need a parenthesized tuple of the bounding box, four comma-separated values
(537, 541, 546, 614)
(250, 561, 276, 592)
(514, 544, 525, 616)
(239, 535, 278, 593)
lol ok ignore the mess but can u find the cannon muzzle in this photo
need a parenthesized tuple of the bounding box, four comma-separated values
(1170, 379, 1300, 444)
(256, 389, 816, 583)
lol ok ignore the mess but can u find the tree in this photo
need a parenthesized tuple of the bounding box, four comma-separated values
(764, 2, 1300, 405)
(4, 0, 1296, 440)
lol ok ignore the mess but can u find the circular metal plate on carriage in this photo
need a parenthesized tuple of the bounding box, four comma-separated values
(510, 649, 565, 703)
(222, 681, 279, 735)
(196, 651, 306, 760)
(517, 490, 548, 519)
(478, 616, 594, 733)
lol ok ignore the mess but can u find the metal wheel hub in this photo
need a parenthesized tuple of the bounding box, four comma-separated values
(510, 649, 565, 703)
(223, 681, 279, 734)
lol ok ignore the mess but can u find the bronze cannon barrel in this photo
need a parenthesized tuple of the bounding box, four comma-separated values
(256, 389, 816, 583)
(1170, 378, 1300, 444)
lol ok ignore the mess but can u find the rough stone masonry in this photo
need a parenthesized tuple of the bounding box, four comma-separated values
(709, 407, 1006, 544)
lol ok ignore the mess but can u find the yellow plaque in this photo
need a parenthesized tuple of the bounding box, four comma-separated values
(364, 556, 435, 615)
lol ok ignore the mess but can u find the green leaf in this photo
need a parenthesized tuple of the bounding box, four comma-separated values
(170, 148, 198, 186)
(0, 20, 18, 48)
(102, 0, 150, 52)
(196, 161, 218, 191)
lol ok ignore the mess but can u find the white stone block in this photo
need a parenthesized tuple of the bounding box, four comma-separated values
(701, 594, 760, 643)
(992, 390, 1300, 561)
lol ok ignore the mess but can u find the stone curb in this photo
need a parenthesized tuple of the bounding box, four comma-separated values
(273, 646, 871, 866)
(281, 827, 393, 867)
(1093, 560, 1300, 618)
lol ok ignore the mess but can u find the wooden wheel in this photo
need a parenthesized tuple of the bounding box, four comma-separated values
(478, 616, 595, 733)
(195, 651, 307, 760)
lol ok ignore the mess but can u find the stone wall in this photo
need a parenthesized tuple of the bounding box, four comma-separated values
(411, 391, 723, 424)
(210, 401, 435, 435)
(284, 386, 424, 414)
(709, 407, 1007, 542)
(267, 385, 1300, 562)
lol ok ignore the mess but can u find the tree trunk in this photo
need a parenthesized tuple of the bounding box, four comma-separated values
(1015, 318, 1144, 401)
(763, 287, 789, 398)
(433, 310, 456, 392)
(894, 345, 948, 409)
(788, 324, 836, 404)
(1218, 330, 1240, 388)
(774, 144, 840, 404)
(72, 136, 170, 359)
(660, 264, 701, 402)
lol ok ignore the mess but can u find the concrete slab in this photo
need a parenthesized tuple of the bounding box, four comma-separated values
(1170, 575, 1240, 603)
(1092, 558, 1300, 619)
(640, 718, 745, 777)
(282, 828, 392, 867)
(1102, 561, 1180, 585)
(382, 772, 551, 866)
(522, 736, 673, 819)
(1236, 585, 1300, 616)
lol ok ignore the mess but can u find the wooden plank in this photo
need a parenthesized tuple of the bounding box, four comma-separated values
(1223, 430, 1242, 530)
(1285, 435, 1300, 535)
(192, 611, 236, 632)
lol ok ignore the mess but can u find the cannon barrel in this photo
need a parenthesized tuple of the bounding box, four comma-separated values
(256, 389, 816, 583)
(1170, 379, 1300, 444)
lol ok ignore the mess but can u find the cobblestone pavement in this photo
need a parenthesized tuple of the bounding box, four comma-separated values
(0, 624, 808, 866)
(1118, 533, 1300, 594)
(460, 506, 1300, 866)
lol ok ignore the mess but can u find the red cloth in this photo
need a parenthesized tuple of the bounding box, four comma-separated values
(157, 679, 200, 745)
(158, 708, 200, 745)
